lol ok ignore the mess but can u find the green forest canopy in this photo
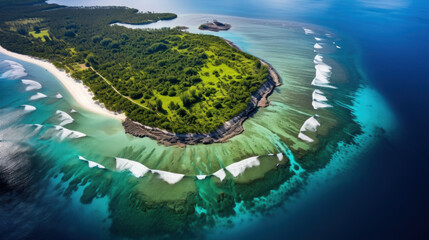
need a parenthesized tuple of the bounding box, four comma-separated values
(0, 0, 269, 134)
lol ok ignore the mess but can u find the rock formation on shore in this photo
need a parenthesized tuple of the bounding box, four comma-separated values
(199, 20, 231, 32)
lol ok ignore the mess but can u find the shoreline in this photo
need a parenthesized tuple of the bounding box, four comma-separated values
(123, 39, 282, 146)
(0, 45, 125, 121)
(0, 40, 281, 146)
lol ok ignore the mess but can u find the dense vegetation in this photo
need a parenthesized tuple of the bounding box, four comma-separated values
(0, 0, 269, 133)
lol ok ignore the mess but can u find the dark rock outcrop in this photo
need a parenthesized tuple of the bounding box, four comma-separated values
(199, 20, 231, 32)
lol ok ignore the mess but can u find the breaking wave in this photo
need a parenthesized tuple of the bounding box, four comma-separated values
(312, 89, 332, 109)
(55, 110, 74, 126)
(79, 156, 105, 169)
(30, 92, 47, 101)
(311, 54, 337, 89)
(0, 60, 27, 79)
(21, 79, 42, 91)
(298, 115, 320, 142)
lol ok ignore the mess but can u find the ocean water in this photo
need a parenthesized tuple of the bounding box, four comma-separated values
(1, 0, 427, 239)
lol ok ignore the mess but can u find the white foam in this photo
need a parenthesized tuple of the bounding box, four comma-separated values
(303, 27, 314, 35)
(33, 124, 43, 132)
(311, 54, 337, 89)
(54, 126, 86, 140)
(79, 156, 105, 169)
(196, 175, 207, 180)
(298, 132, 314, 142)
(21, 79, 42, 91)
(0, 46, 125, 121)
(225, 156, 260, 177)
(151, 170, 184, 184)
(21, 105, 36, 112)
(313, 89, 328, 102)
(312, 89, 332, 109)
(299, 116, 321, 132)
(115, 157, 149, 177)
(314, 54, 324, 63)
(70, 109, 77, 113)
(312, 101, 333, 109)
(314, 37, 323, 41)
(0, 60, 27, 79)
(298, 116, 320, 143)
(30, 92, 47, 100)
(314, 43, 323, 49)
(55, 93, 63, 99)
(55, 110, 74, 126)
(213, 169, 226, 181)
(277, 153, 284, 161)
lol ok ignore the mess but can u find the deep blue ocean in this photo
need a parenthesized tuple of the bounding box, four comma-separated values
(205, 1, 429, 239)
(2, 0, 428, 239)
(191, 0, 429, 239)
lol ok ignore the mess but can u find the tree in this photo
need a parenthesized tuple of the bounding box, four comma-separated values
(168, 89, 176, 96)
(130, 91, 142, 100)
(17, 28, 27, 35)
(168, 101, 177, 110)
(33, 26, 40, 33)
(177, 108, 187, 117)
(156, 99, 163, 111)
(64, 30, 75, 37)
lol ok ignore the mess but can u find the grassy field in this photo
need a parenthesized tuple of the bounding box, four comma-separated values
(29, 29, 51, 41)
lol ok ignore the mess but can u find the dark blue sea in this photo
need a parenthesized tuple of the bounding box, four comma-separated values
(200, 1, 429, 239)
(2, 0, 428, 239)
(192, 0, 429, 239)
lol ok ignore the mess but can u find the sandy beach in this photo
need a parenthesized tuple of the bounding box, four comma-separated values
(0, 45, 125, 121)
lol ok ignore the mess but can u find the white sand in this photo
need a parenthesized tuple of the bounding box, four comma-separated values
(0, 46, 125, 121)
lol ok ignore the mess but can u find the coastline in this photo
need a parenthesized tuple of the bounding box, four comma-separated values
(0, 45, 125, 121)
(123, 39, 282, 146)
(0, 40, 280, 146)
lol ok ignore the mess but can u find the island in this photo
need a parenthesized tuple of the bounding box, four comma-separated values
(0, 0, 280, 146)
(199, 19, 231, 32)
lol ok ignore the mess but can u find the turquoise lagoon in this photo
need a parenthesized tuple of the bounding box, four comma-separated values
(0, 10, 397, 240)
